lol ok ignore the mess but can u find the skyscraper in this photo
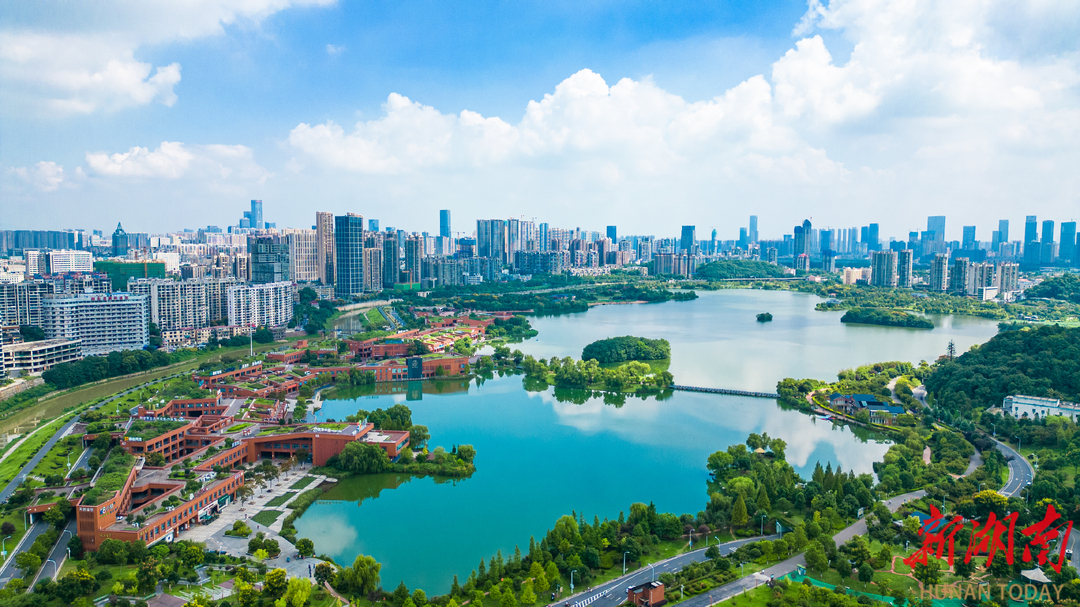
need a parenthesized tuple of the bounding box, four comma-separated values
(606, 226, 617, 242)
(477, 220, 508, 263)
(929, 254, 949, 292)
(248, 235, 290, 284)
(1061, 222, 1077, 266)
(316, 211, 335, 285)
(870, 251, 898, 287)
(283, 229, 318, 283)
(369, 219, 379, 232)
(749, 216, 758, 243)
(868, 223, 880, 251)
(403, 236, 423, 284)
(440, 210, 451, 238)
(382, 236, 399, 287)
(680, 226, 696, 254)
(251, 200, 264, 229)
(1025, 216, 1039, 245)
(1041, 220, 1056, 264)
(112, 223, 128, 257)
(962, 226, 976, 250)
(926, 216, 946, 255)
(998, 219, 1009, 244)
(334, 214, 365, 299)
(897, 250, 913, 288)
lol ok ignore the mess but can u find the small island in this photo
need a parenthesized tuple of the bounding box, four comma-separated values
(756, 312, 773, 322)
(582, 335, 671, 363)
(840, 307, 934, 329)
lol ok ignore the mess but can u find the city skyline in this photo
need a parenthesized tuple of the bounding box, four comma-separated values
(3, 1, 1079, 234)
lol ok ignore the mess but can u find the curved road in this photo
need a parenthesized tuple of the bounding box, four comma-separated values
(993, 438, 1034, 498)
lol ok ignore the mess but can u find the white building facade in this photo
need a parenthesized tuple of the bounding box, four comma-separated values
(227, 282, 293, 328)
(41, 293, 149, 355)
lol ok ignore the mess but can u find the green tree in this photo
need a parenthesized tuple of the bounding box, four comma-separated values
(804, 541, 829, 572)
(412, 589, 428, 606)
(15, 551, 41, 575)
(314, 561, 336, 586)
(756, 485, 771, 512)
(284, 578, 312, 607)
(912, 561, 940, 588)
(953, 558, 976, 580)
(394, 581, 410, 604)
(500, 589, 517, 607)
(182, 543, 204, 567)
(458, 444, 477, 464)
(731, 494, 749, 528)
(858, 563, 875, 586)
(520, 580, 537, 605)
(791, 525, 809, 551)
(409, 425, 430, 450)
(265, 568, 288, 598)
(44, 504, 67, 529)
(295, 538, 315, 557)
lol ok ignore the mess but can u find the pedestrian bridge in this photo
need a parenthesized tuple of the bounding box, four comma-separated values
(670, 385, 780, 399)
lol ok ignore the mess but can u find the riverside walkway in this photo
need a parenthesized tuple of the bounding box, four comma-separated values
(671, 385, 780, 399)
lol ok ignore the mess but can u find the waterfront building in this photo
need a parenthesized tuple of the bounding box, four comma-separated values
(334, 213, 365, 299)
(41, 293, 149, 355)
(316, 211, 336, 286)
(2, 338, 82, 375)
(870, 250, 898, 287)
(897, 250, 913, 288)
(227, 282, 293, 328)
(1003, 395, 1080, 421)
(929, 254, 949, 292)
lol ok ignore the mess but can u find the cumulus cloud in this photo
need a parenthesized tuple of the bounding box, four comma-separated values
(85, 141, 271, 183)
(0, 0, 335, 114)
(326, 44, 346, 55)
(8, 161, 66, 192)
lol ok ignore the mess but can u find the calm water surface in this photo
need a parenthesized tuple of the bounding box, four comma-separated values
(302, 289, 1000, 592)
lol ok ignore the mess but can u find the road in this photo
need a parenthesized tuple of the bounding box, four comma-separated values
(28, 519, 76, 587)
(0, 417, 80, 504)
(66, 446, 94, 479)
(0, 521, 48, 587)
(993, 437, 1034, 498)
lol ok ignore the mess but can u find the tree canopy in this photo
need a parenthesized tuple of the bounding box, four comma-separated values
(582, 336, 670, 363)
(694, 260, 788, 280)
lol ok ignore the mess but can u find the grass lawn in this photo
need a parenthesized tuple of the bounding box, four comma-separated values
(251, 510, 283, 526)
(265, 492, 297, 507)
(30, 434, 85, 479)
(290, 476, 316, 490)
(0, 415, 70, 487)
(57, 562, 140, 601)
(0, 509, 32, 556)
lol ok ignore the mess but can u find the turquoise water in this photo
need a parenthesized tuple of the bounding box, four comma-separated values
(298, 289, 1001, 593)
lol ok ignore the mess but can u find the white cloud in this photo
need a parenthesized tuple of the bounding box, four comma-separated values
(8, 161, 66, 192)
(326, 44, 346, 56)
(0, 0, 335, 114)
(85, 141, 271, 183)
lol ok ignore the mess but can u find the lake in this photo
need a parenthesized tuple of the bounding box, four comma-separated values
(299, 289, 1001, 593)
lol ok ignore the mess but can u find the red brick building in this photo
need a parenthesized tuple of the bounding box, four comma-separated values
(627, 582, 666, 607)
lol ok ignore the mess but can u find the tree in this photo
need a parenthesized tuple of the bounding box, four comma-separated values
(336, 442, 391, 474)
(265, 568, 288, 598)
(236, 582, 259, 607)
(409, 425, 430, 450)
(284, 578, 312, 607)
(912, 561, 941, 588)
(136, 558, 161, 592)
(15, 551, 41, 575)
(254, 548, 269, 561)
(858, 563, 875, 586)
(254, 327, 275, 344)
(804, 541, 829, 572)
(314, 562, 336, 586)
(953, 558, 976, 580)
(412, 589, 428, 607)
(458, 444, 477, 464)
(394, 581, 410, 604)
(520, 580, 537, 605)
(19, 325, 46, 342)
(500, 590, 517, 607)
(295, 538, 315, 557)
(731, 494, 749, 528)
(97, 538, 129, 564)
(44, 504, 67, 529)
(791, 525, 809, 551)
(181, 543, 204, 567)
(756, 485, 771, 512)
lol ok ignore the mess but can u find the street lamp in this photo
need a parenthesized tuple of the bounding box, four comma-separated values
(570, 569, 576, 593)
(1015, 435, 1022, 452)
(990, 422, 995, 437)
(623, 551, 630, 575)
(1, 535, 10, 559)
(648, 563, 656, 582)
(760, 514, 768, 536)
(689, 528, 694, 550)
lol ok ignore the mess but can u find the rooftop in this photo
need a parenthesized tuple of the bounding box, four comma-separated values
(1, 338, 80, 352)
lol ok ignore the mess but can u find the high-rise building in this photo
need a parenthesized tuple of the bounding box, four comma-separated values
(282, 229, 318, 283)
(128, 279, 207, 331)
(680, 226, 696, 254)
(897, 250, 914, 288)
(870, 251, 898, 287)
(1041, 220, 1057, 264)
(868, 223, 880, 251)
(1061, 222, 1077, 266)
(0, 282, 49, 326)
(440, 210, 452, 239)
(477, 220, 508, 264)
(248, 235, 291, 284)
(112, 223, 129, 257)
(403, 236, 423, 284)
(42, 293, 149, 355)
(607, 226, 617, 242)
(793, 225, 805, 259)
(766, 248, 778, 265)
(250, 200, 264, 229)
(929, 254, 949, 292)
(369, 219, 379, 232)
(316, 211, 336, 286)
(538, 223, 549, 252)
(334, 214, 365, 299)
(995, 262, 1018, 292)
(926, 216, 946, 255)
(795, 254, 810, 273)
(227, 282, 293, 328)
(998, 219, 1009, 244)
(962, 226, 976, 250)
(749, 216, 758, 243)
(950, 257, 971, 294)
(1025, 216, 1039, 245)
(362, 247, 383, 292)
(382, 236, 399, 287)
(738, 228, 749, 250)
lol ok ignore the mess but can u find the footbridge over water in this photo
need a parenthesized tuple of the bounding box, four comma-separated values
(670, 385, 780, 399)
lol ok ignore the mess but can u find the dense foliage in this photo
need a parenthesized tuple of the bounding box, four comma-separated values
(756, 312, 773, 322)
(925, 325, 1080, 416)
(810, 284, 1010, 319)
(42, 348, 195, 390)
(521, 355, 673, 391)
(581, 336, 670, 363)
(294, 288, 339, 334)
(840, 307, 934, 329)
(694, 260, 789, 280)
(1025, 273, 1080, 304)
(486, 315, 539, 342)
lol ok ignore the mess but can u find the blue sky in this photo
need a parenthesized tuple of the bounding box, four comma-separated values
(2, 0, 1078, 240)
